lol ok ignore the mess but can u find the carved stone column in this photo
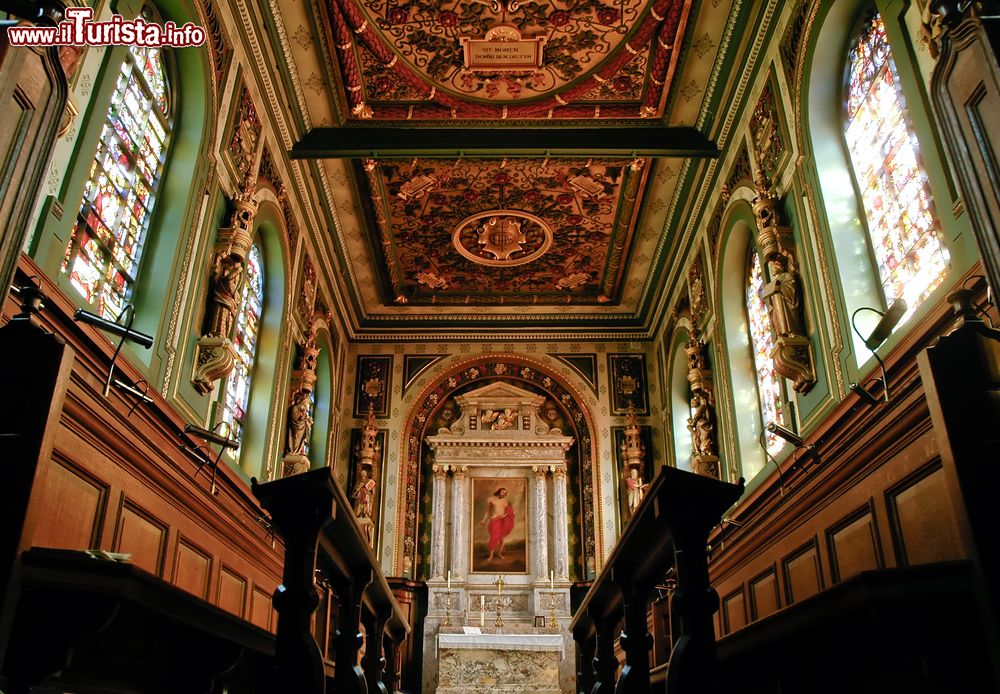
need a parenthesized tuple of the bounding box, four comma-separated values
(685, 337, 720, 480)
(752, 169, 816, 394)
(430, 464, 449, 581)
(551, 463, 571, 581)
(532, 465, 550, 581)
(450, 465, 469, 580)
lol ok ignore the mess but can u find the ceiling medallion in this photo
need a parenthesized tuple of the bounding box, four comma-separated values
(452, 210, 553, 267)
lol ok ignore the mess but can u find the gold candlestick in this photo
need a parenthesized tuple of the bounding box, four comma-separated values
(443, 590, 453, 627)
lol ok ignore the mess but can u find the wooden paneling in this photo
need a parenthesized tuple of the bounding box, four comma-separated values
(250, 586, 272, 630)
(31, 459, 105, 550)
(828, 506, 882, 583)
(115, 502, 167, 576)
(749, 568, 780, 621)
(888, 463, 963, 566)
(782, 541, 822, 604)
(722, 589, 746, 635)
(219, 566, 247, 617)
(173, 537, 211, 599)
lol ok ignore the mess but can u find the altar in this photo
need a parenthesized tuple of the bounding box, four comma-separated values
(436, 633, 564, 694)
(419, 381, 577, 694)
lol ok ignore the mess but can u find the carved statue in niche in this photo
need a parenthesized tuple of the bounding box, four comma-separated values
(622, 467, 646, 515)
(193, 167, 260, 395)
(762, 251, 804, 337)
(752, 169, 816, 394)
(685, 336, 720, 479)
(285, 389, 313, 456)
(620, 402, 648, 519)
(352, 467, 377, 545)
(280, 325, 321, 477)
(687, 391, 715, 458)
(205, 253, 243, 339)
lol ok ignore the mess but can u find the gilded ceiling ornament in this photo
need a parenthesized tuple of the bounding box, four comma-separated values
(556, 272, 590, 290)
(452, 210, 553, 267)
(397, 174, 437, 201)
(416, 270, 449, 289)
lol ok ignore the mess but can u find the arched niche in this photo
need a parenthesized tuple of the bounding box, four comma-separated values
(668, 323, 694, 473)
(237, 193, 290, 479)
(391, 355, 602, 581)
(717, 199, 769, 484)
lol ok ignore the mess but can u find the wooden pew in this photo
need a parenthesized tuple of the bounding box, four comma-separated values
(252, 466, 410, 694)
(569, 466, 742, 694)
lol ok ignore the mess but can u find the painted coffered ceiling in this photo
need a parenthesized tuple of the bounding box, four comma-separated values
(268, 0, 739, 337)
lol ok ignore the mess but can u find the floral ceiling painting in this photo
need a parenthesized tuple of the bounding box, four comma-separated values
(358, 156, 652, 305)
(323, 0, 693, 120)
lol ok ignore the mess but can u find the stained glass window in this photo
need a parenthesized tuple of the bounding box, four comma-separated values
(62, 44, 171, 319)
(222, 244, 264, 459)
(747, 250, 783, 455)
(844, 12, 948, 316)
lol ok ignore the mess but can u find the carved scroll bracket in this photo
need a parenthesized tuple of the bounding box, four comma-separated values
(752, 169, 816, 393)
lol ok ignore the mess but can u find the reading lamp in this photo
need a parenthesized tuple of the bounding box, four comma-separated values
(73, 306, 154, 402)
(850, 298, 907, 405)
(760, 422, 818, 496)
(73, 308, 154, 348)
(180, 423, 239, 495)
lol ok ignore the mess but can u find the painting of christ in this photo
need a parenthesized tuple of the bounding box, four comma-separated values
(471, 477, 528, 574)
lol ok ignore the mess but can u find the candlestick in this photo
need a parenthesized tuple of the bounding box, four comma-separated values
(443, 590, 452, 627)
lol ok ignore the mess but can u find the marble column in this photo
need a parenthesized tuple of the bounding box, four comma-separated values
(552, 463, 570, 581)
(532, 465, 550, 580)
(450, 465, 470, 580)
(430, 463, 449, 581)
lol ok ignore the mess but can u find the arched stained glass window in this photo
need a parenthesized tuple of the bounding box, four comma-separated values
(62, 43, 172, 319)
(747, 250, 783, 455)
(222, 243, 264, 459)
(844, 11, 948, 315)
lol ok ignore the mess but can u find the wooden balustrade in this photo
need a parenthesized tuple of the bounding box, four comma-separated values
(569, 465, 742, 694)
(252, 466, 410, 694)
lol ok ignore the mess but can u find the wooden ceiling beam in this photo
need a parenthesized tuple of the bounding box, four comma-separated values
(289, 126, 719, 159)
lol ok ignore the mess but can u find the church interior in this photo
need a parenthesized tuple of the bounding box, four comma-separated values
(1, 0, 999, 691)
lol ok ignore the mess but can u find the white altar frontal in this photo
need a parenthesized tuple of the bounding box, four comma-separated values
(421, 382, 576, 694)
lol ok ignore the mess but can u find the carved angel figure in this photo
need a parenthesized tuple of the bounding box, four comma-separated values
(494, 408, 518, 430)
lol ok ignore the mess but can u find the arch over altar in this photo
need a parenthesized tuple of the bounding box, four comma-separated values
(391, 355, 605, 582)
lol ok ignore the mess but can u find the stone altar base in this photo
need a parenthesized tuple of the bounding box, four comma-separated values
(436, 633, 563, 694)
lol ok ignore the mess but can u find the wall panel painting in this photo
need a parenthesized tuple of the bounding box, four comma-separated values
(470, 476, 527, 574)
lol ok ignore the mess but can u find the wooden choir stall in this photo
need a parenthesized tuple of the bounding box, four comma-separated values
(570, 465, 743, 694)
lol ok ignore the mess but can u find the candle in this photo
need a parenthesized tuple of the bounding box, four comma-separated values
(447, 570, 451, 590)
(550, 570, 554, 591)
(480, 595, 485, 627)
